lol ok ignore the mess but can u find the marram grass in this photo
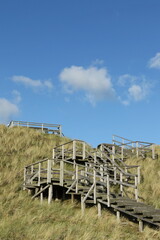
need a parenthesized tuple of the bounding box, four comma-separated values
(0, 125, 160, 240)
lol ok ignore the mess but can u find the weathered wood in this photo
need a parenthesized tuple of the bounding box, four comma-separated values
(48, 184, 53, 204)
(98, 202, 102, 218)
(116, 211, 120, 223)
(139, 220, 144, 232)
(31, 184, 50, 199)
(81, 196, 85, 216)
(47, 159, 51, 183)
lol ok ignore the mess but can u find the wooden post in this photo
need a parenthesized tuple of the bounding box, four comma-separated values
(59, 125, 62, 137)
(94, 152, 97, 164)
(93, 166, 96, 204)
(82, 142, 85, 160)
(47, 159, 51, 183)
(114, 167, 116, 185)
(139, 220, 144, 232)
(121, 146, 124, 161)
(136, 142, 139, 158)
(40, 186, 43, 203)
(107, 174, 110, 207)
(132, 142, 134, 153)
(48, 184, 53, 204)
(75, 165, 78, 193)
(100, 165, 103, 182)
(31, 165, 34, 184)
(52, 148, 55, 165)
(137, 166, 140, 184)
(98, 202, 102, 218)
(135, 176, 138, 201)
(152, 144, 155, 159)
(81, 196, 85, 216)
(38, 163, 41, 186)
(73, 140, 76, 160)
(71, 194, 74, 203)
(60, 160, 64, 186)
(116, 211, 120, 223)
(120, 173, 123, 196)
(100, 145, 103, 158)
(112, 145, 115, 162)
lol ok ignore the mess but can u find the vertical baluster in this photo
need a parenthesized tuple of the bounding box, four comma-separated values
(107, 174, 110, 207)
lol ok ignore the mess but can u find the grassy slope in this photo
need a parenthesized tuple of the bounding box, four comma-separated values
(0, 125, 160, 240)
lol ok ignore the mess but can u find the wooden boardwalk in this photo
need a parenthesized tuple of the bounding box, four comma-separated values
(23, 140, 160, 232)
(8, 120, 62, 136)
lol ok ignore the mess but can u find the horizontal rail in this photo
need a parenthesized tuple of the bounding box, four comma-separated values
(8, 120, 61, 128)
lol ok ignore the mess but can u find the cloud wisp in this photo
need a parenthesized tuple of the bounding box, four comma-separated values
(118, 74, 150, 105)
(59, 66, 115, 105)
(11, 75, 53, 90)
(0, 98, 19, 123)
(148, 52, 160, 69)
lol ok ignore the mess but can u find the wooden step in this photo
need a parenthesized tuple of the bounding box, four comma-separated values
(142, 210, 160, 217)
(85, 200, 95, 204)
(151, 215, 160, 222)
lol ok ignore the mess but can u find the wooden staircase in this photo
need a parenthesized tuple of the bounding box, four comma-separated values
(23, 140, 160, 232)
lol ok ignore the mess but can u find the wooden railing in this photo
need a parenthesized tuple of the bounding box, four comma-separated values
(112, 135, 155, 159)
(8, 120, 62, 136)
(24, 140, 140, 203)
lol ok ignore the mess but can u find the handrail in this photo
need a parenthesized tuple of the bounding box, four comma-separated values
(8, 120, 61, 128)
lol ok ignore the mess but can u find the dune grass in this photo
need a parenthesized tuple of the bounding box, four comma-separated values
(0, 125, 160, 240)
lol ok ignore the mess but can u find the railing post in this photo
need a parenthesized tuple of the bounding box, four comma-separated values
(114, 167, 116, 184)
(40, 186, 43, 203)
(42, 123, 44, 133)
(100, 165, 103, 182)
(112, 145, 115, 162)
(81, 196, 85, 216)
(107, 174, 110, 207)
(60, 160, 64, 186)
(48, 184, 53, 204)
(73, 140, 76, 160)
(152, 144, 155, 159)
(47, 159, 51, 183)
(38, 163, 41, 186)
(75, 164, 78, 193)
(94, 152, 97, 164)
(121, 146, 124, 161)
(137, 166, 141, 184)
(93, 167, 96, 204)
(59, 125, 62, 137)
(97, 202, 102, 218)
(52, 148, 55, 165)
(136, 141, 139, 158)
(135, 176, 138, 201)
(100, 145, 103, 158)
(82, 142, 85, 160)
(120, 172, 123, 196)
(31, 165, 34, 184)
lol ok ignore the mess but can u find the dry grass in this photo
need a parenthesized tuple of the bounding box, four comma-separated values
(0, 125, 160, 240)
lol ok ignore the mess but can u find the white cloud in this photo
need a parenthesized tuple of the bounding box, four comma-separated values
(0, 98, 19, 123)
(128, 85, 146, 101)
(148, 52, 160, 69)
(11, 75, 53, 90)
(59, 66, 115, 104)
(118, 74, 151, 105)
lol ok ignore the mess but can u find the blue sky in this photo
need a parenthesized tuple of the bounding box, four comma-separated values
(0, 0, 160, 146)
